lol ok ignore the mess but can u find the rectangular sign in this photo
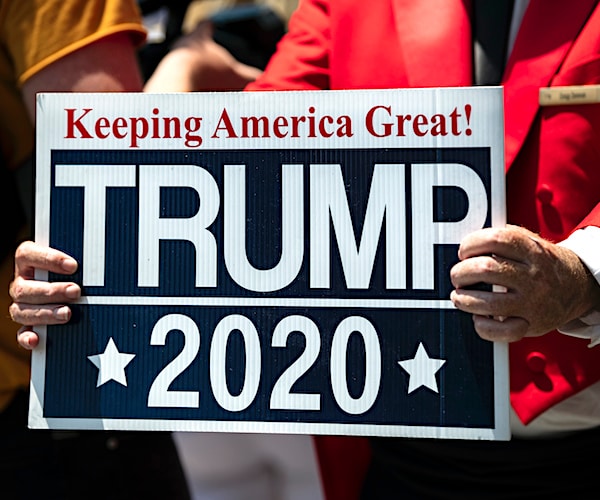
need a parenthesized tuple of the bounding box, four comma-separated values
(30, 88, 509, 440)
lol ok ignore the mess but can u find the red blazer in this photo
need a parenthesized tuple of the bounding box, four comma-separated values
(247, 0, 600, 498)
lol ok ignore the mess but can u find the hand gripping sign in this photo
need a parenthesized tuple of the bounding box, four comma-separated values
(30, 88, 509, 440)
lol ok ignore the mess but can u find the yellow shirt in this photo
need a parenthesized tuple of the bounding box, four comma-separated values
(0, 0, 146, 170)
(0, 0, 146, 412)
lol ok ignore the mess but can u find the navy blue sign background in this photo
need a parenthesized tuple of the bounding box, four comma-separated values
(42, 148, 497, 432)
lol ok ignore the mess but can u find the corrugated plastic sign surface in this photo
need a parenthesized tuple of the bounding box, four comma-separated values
(29, 88, 509, 440)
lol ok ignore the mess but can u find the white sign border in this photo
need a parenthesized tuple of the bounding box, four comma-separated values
(29, 88, 510, 440)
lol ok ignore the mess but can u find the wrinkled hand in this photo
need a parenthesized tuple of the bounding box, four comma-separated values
(144, 20, 263, 92)
(9, 241, 81, 350)
(450, 225, 600, 343)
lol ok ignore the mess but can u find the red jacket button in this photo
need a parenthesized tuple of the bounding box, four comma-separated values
(526, 352, 547, 372)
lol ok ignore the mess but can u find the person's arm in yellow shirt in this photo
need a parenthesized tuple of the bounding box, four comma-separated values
(10, 28, 144, 349)
(21, 32, 143, 121)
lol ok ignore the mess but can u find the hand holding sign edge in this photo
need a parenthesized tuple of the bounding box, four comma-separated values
(9, 240, 80, 350)
(449, 224, 600, 343)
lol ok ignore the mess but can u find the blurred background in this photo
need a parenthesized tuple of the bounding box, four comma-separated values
(138, 2, 325, 499)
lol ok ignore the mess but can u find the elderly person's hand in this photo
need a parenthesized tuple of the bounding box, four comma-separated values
(450, 224, 600, 343)
(9, 241, 81, 349)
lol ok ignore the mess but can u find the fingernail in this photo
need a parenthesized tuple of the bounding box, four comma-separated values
(23, 334, 36, 350)
(65, 284, 80, 299)
(61, 257, 78, 273)
(55, 306, 71, 321)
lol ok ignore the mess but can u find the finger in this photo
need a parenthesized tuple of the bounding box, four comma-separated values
(458, 226, 540, 263)
(17, 327, 40, 350)
(15, 241, 78, 278)
(10, 303, 72, 326)
(450, 287, 523, 321)
(450, 255, 525, 291)
(472, 315, 529, 343)
(9, 276, 81, 304)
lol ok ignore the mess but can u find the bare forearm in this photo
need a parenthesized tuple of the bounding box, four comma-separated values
(21, 32, 143, 121)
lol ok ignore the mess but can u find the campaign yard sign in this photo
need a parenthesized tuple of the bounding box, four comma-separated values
(29, 88, 509, 440)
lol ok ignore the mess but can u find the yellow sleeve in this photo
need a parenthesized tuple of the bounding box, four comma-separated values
(0, 0, 147, 85)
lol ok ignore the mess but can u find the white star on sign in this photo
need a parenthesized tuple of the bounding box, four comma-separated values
(88, 338, 136, 388)
(398, 342, 446, 394)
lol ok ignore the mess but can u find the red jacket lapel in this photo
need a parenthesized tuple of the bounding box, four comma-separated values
(502, 0, 597, 170)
